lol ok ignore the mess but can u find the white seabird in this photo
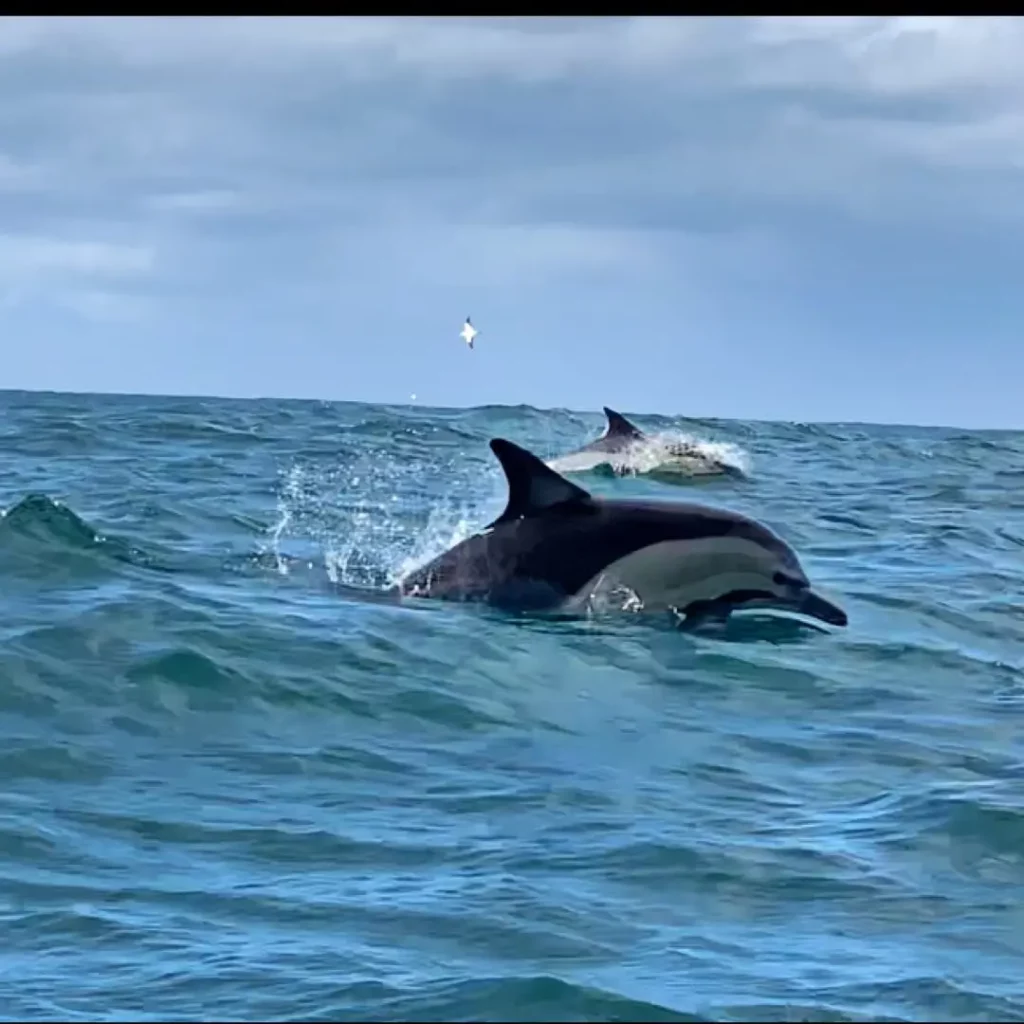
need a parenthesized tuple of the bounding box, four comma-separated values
(460, 316, 479, 350)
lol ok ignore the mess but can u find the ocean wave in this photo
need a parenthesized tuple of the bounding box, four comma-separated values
(0, 392, 1022, 1021)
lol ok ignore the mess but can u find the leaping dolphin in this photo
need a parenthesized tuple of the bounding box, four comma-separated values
(396, 437, 847, 629)
(549, 406, 744, 481)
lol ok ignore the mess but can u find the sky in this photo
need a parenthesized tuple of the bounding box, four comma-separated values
(1, 16, 1023, 428)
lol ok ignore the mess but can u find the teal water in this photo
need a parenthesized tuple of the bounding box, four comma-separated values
(1, 388, 1022, 1022)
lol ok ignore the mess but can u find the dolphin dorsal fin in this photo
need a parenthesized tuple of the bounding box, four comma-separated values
(488, 438, 592, 524)
(603, 406, 645, 440)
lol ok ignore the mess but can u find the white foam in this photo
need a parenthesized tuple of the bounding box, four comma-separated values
(548, 430, 751, 480)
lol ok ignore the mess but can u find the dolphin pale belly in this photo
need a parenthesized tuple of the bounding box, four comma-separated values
(547, 406, 744, 482)
(396, 438, 847, 629)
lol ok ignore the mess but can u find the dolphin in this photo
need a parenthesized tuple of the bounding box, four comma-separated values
(549, 406, 743, 481)
(581, 406, 647, 454)
(396, 438, 847, 628)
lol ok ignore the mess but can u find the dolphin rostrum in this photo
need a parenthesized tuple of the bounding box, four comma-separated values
(396, 438, 847, 628)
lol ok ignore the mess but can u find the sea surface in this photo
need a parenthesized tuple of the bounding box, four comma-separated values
(1, 388, 1022, 1023)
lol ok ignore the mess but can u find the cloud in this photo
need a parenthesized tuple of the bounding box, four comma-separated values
(0, 233, 154, 319)
(0, 235, 152, 278)
(0, 16, 1022, 423)
(2, 18, 1017, 228)
(6, 17, 1021, 215)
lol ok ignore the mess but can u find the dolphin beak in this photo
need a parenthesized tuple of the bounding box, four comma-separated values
(794, 588, 848, 627)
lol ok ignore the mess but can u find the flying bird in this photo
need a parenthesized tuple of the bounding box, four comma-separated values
(460, 316, 479, 350)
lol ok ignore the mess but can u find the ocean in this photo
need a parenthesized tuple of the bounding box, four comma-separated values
(0, 388, 1022, 1022)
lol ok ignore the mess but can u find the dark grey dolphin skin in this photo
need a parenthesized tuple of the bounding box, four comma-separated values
(583, 406, 647, 454)
(395, 438, 847, 628)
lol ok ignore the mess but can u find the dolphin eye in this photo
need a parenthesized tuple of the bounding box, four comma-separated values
(773, 571, 806, 590)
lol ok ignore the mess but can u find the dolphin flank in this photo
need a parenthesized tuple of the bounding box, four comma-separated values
(395, 437, 847, 628)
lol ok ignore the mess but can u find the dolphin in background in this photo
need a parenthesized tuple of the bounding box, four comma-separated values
(548, 406, 745, 482)
(580, 406, 647, 453)
(396, 437, 847, 630)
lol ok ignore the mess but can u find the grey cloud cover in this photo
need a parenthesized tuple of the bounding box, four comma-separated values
(0, 16, 1021, 425)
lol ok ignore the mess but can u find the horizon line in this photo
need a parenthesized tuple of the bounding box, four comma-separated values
(0, 385, 1016, 435)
